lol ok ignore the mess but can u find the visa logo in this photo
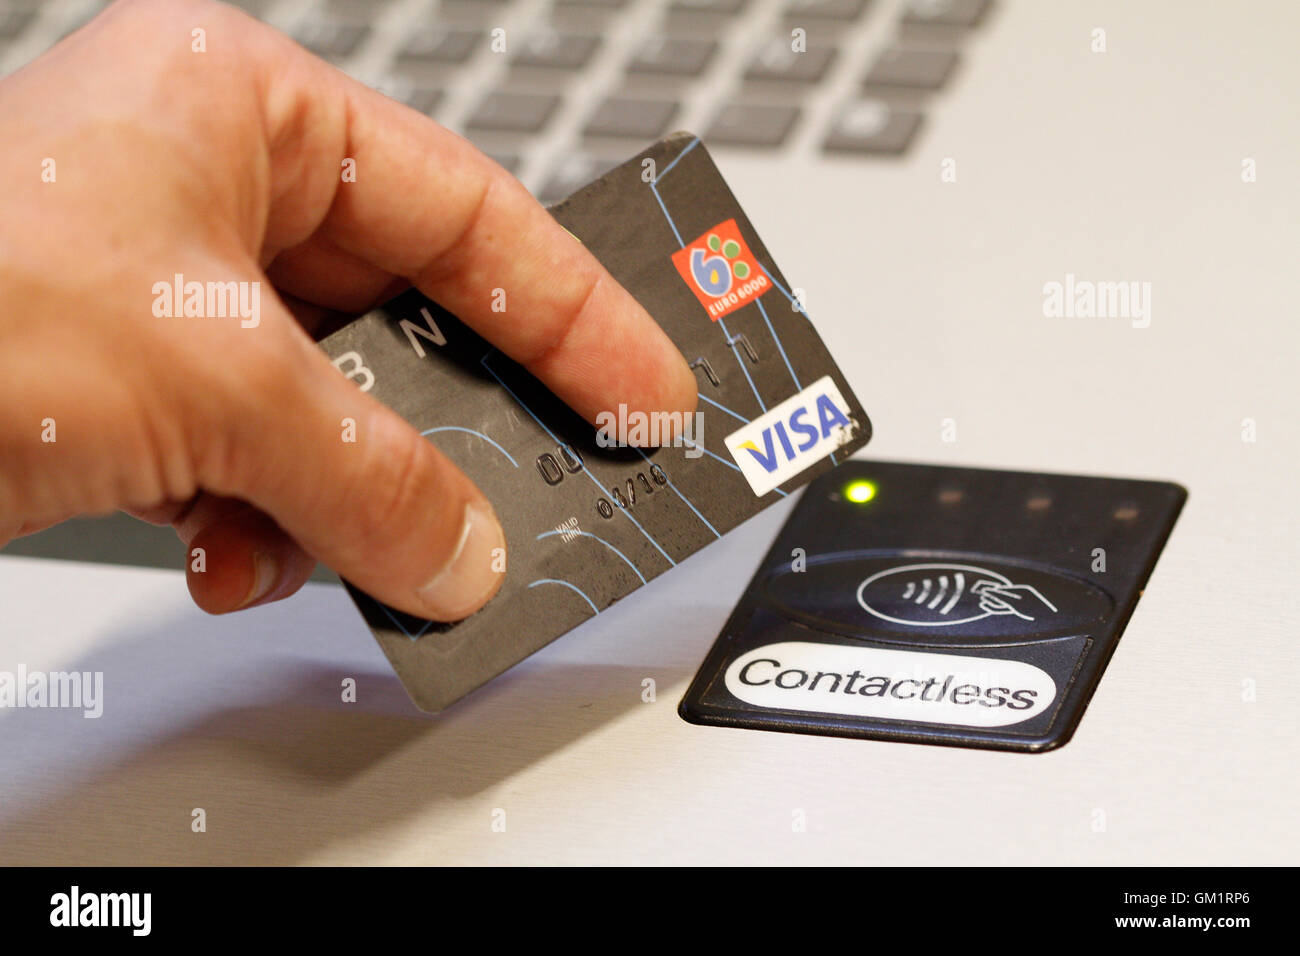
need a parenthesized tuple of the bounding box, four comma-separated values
(724, 376, 856, 496)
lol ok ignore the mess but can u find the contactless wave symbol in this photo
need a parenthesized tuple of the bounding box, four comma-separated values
(857, 563, 1059, 628)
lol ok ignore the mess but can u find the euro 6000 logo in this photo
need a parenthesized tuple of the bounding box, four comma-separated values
(672, 219, 770, 320)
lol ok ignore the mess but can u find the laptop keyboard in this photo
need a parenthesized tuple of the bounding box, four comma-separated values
(0, 0, 988, 198)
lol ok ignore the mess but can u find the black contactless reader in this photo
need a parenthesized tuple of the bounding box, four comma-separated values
(680, 460, 1186, 752)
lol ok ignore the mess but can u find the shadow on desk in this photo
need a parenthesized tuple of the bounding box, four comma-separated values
(0, 588, 700, 864)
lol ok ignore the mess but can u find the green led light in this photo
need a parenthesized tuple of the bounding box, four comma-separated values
(845, 479, 877, 504)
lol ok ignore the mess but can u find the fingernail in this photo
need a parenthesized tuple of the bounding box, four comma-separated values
(242, 549, 280, 609)
(417, 501, 505, 620)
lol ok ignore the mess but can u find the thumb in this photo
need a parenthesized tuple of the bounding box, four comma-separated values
(192, 303, 506, 622)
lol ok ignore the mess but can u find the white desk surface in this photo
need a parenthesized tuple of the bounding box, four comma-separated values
(2, 0, 1297, 864)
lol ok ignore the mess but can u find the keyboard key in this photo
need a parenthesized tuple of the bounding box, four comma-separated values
(465, 90, 561, 133)
(512, 31, 600, 70)
(486, 152, 522, 175)
(902, 0, 990, 28)
(823, 99, 921, 154)
(783, 0, 867, 20)
(386, 84, 444, 115)
(583, 96, 678, 139)
(295, 19, 370, 58)
(365, 73, 444, 115)
(670, 0, 748, 14)
(0, 6, 35, 40)
(862, 47, 957, 89)
(539, 153, 621, 204)
(225, 0, 273, 15)
(439, 0, 510, 25)
(744, 37, 836, 83)
(406, 89, 443, 115)
(399, 26, 480, 64)
(705, 103, 800, 148)
(627, 36, 717, 76)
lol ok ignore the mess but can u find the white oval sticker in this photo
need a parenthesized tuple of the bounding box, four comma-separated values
(724, 642, 1056, 727)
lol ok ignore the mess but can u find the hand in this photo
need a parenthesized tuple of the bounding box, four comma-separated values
(0, 0, 696, 620)
(972, 582, 1055, 621)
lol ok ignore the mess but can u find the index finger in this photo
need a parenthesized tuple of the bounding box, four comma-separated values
(246, 21, 698, 431)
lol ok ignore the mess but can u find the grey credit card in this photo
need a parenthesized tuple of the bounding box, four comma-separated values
(318, 132, 872, 712)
